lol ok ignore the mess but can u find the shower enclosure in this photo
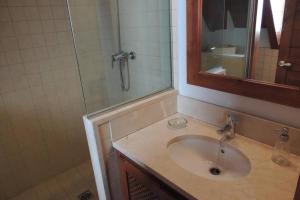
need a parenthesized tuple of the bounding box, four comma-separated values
(68, 0, 173, 114)
(0, 0, 172, 199)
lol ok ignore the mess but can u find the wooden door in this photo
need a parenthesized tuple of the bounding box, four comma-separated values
(294, 176, 300, 200)
(276, 0, 300, 87)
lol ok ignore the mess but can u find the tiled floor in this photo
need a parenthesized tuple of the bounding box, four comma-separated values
(9, 161, 98, 200)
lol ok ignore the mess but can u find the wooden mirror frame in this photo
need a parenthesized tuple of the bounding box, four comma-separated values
(187, 0, 300, 108)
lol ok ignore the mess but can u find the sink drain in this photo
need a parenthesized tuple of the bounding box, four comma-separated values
(209, 167, 221, 175)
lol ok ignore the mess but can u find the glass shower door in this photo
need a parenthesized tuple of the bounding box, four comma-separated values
(118, 0, 172, 100)
(67, 0, 172, 114)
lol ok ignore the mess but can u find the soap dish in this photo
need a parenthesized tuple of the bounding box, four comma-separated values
(168, 117, 188, 129)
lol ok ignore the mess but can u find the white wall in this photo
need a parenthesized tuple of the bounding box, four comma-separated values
(174, 0, 300, 128)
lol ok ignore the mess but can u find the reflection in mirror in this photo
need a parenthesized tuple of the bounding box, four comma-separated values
(201, 0, 250, 78)
(252, 0, 286, 83)
(251, 0, 300, 88)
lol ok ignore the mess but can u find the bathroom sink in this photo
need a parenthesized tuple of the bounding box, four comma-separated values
(167, 135, 251, 181)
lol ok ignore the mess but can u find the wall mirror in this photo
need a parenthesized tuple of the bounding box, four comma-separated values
(187, 0, 300, 107)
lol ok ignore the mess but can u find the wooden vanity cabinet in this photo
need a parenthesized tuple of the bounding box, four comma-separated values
(117, 151, 190, 200)
(295, 176, 300, 200)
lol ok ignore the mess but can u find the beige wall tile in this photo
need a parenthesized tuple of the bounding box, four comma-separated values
(9, 7, 26, 21)
(0, 1, 90, 199)
(255, 48, 279, 82)
(110, 92, 177, 141)
(0, 22, 14, 37)
(10, 161, 96, 200)
(0, 7, 11, 22)
(24, 7, 40, 20)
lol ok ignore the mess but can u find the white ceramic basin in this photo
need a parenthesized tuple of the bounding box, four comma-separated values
(167, 135, 251, 181)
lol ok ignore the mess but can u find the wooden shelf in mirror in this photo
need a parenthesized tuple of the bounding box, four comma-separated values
(187, 0, 300, 108)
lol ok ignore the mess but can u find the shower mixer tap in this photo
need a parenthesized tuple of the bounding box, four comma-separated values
(112, 50, 136, 91)
(112, 51, 127, 62)
(112, 51, 136, 62)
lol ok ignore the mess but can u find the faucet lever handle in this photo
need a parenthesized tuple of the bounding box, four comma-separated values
(217, 113, 238, 134)
(226, 113, 238, 123)
(274, 127, 290, 142)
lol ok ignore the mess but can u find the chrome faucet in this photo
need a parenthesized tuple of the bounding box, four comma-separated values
(111, 51, 136, 91)
(217, 113, 238, 142)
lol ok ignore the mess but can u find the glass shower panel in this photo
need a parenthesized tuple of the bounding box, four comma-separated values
(67, 0, 172, 114)
(67, 0, 123, 113)
(118, 0, 172, 100)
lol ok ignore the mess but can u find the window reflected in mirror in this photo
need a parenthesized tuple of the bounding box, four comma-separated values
(201, 0, 250, 78)
(250, 0, 300, 88)
(252, 0, 286, 84)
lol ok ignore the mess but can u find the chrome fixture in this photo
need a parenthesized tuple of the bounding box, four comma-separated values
(112, 51, 136, 91)
(209, 46, 216, 52)
(271, 127, 290, 166)
(209, 167, 222, 176)
(112, 51, 135, 62)
(78, 190, 92, 200)
(278, 127, 290, 141)
(217, 113, 238, 142)
(111, 0, 136, 92)
(278, 60, 292, 68)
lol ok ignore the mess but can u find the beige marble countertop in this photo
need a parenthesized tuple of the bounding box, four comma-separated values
(113, 114, 300, 200)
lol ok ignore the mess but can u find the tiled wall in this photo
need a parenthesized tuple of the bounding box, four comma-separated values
(118, 0, 172, 100)
(255, 47, 279, 83)
(10, 161, 96, 200)
(0, 0, 90, 199)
